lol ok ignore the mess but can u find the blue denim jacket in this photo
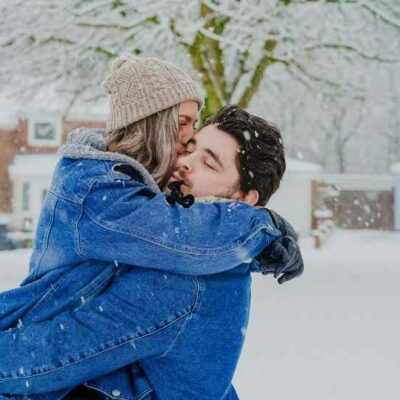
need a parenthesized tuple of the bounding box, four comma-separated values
(0, 129, 281, 399)
(0, 265, 251, 400)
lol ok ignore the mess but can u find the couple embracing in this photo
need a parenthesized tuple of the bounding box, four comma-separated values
(0, 56, 303, 400)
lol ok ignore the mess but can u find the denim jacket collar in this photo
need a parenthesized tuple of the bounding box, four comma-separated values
(58, 127, 160, 193)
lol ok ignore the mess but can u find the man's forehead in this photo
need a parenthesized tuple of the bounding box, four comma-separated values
(195, 124, 235, 146)
(192, 125, 239, 165)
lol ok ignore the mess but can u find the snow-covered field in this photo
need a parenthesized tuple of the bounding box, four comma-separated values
(0, 229, 399, 400)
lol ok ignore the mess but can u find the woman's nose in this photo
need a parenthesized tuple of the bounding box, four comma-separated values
(179, 127, 195, 148)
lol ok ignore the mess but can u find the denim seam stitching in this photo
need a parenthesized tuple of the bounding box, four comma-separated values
(191, 276, 202, 313)
(158, 312, 189, 359)
(103, 160, 115, 181)
(138, 388, 154, 400)
(83, 383, 130, 400)
(33, 197, 58, 279)
(20, 270, 73, 320)
(23, 266, 115, 325)
(75, 184, 93, 257)
(159, 277, 200, 358)
(48, 189, 81, 205)
(74, 267, 117, 305)
(82, 210, 273, 256)
(0, 310, 191, 382)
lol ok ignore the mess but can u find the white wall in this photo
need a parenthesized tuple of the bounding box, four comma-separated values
(268, 173, 314, 236)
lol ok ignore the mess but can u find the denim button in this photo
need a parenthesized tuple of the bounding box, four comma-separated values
(112, 389, 121, 397)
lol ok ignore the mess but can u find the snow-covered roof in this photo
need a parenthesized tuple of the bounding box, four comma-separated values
(9, 153, 59, 179)
(319, 173, 395, 191)
(390, 162, 400, 175)
(286, 158, 321, 173)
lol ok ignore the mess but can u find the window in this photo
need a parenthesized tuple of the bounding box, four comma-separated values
(28, 115, 62, 146)
(22, 182, 30, 212)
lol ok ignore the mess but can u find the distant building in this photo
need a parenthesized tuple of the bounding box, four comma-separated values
(391, 162, 400, 231)
(0, 115, 105, 235)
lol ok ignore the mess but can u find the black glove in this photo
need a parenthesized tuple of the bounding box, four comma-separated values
(257, 209, 304, 284)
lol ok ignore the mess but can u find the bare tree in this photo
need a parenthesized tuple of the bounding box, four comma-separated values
(319, 93, 368, 173)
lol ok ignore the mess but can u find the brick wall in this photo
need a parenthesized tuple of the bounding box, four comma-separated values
(0, 127, 18, 212)
(325, 190, 395, 230)
(0, 118, 105, 213)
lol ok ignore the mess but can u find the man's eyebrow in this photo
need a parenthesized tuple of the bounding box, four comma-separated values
(205, 148, 224, 170)
(186, 138, 223, 169)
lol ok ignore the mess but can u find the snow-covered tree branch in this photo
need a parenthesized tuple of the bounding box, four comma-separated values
(0, 0, 399, 172)
(0, 0, 398, 115)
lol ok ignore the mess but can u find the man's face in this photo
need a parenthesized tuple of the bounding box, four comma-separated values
(168, 124, 241, 198)
(178, 101, 199, 155)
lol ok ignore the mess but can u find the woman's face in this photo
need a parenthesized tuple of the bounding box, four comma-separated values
(178, 101, 199, 155)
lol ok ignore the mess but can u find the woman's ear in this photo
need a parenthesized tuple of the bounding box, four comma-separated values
(231, 189, 259, 206)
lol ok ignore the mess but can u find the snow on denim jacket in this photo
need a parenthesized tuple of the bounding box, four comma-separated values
(0, 128, 281, 399)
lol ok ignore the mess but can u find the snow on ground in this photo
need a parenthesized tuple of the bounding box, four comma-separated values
(234, 229, 400, 400)
(0, 248, 31, 291)
(0, 230, 399, 399)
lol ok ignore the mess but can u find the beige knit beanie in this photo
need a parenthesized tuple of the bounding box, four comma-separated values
(103, 56, 204, 131)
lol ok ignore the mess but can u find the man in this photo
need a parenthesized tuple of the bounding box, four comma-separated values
(0, 105, 302, 400)
(170, 105, 284, 206)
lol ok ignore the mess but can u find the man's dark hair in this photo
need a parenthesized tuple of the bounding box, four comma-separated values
(206, 104, 286, 206)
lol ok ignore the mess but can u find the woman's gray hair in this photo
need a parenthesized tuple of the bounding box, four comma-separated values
(106, 105, 179, 189)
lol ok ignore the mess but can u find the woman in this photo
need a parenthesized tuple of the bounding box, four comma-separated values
(0, 57, 302, 399)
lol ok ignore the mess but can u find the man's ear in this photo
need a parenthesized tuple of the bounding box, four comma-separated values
(231, 190, 259, 206)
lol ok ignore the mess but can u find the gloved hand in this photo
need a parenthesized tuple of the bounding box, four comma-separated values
(257, 209, 304, 284)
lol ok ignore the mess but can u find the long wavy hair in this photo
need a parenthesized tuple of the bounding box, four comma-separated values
(106, 105, 179, 189)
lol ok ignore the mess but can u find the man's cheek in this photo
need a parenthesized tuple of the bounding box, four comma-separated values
(181, 185, 191, 196)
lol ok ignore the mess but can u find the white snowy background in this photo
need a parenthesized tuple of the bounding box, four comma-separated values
(1, 229, 399, 400)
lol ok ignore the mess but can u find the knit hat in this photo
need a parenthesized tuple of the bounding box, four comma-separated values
(103, 56, 204, 131)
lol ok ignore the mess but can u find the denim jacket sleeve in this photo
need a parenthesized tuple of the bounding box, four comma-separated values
(75, 176, 281, 275)
(0, 267, 197, 395)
